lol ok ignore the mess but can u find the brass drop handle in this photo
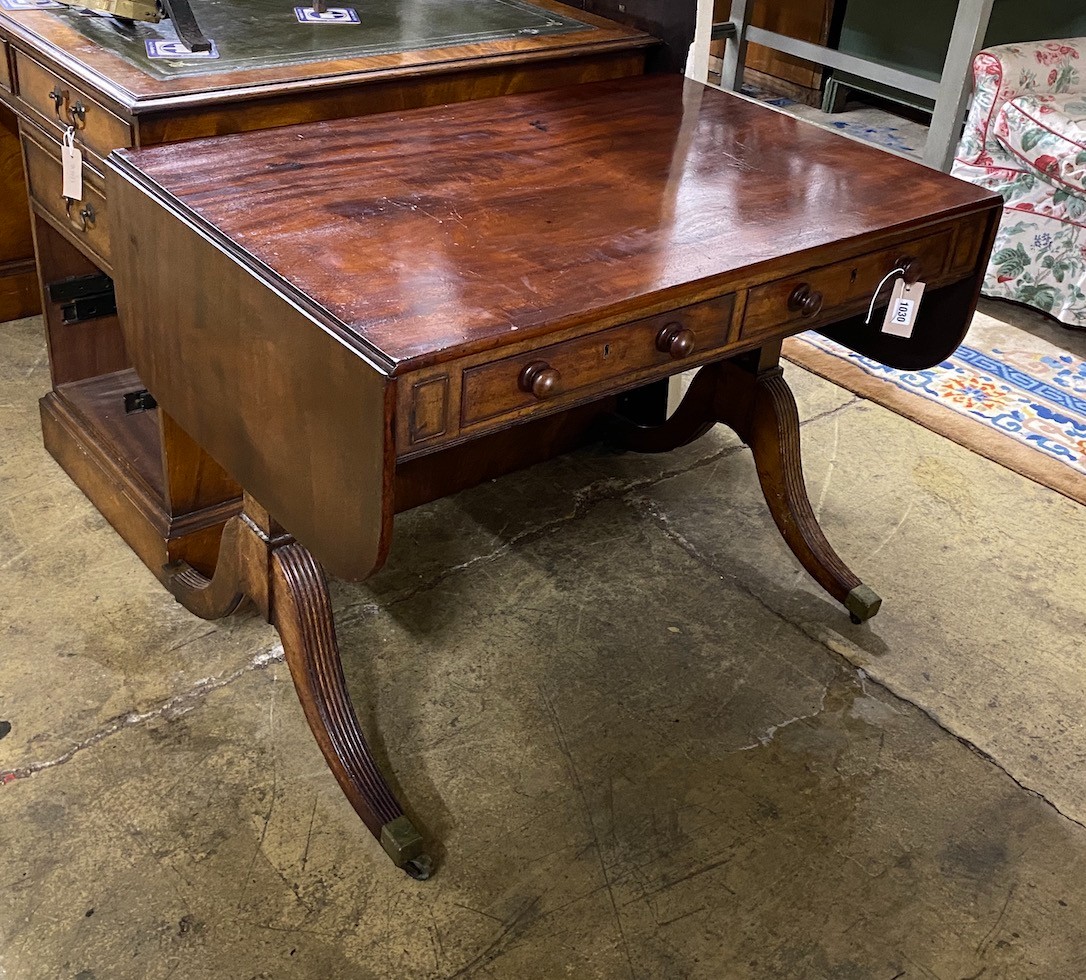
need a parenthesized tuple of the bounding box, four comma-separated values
(519, 360, 561, 400)
(788, 283, 824, 318)
(48, 85, 86, 127)
(896, 255, 922, 284)
(65, 198, 95, 232)
(656, 322, 695, 359)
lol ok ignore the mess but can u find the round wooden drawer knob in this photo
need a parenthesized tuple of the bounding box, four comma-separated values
(519, 361, 561, 399)
(788, 283, 824, 318)
(656, 323, 695, 359)
(896, 255, 922, 284)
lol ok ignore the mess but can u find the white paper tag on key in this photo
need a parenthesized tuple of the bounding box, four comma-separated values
(61, 127, 82, 201)
(881, 278, 925, 338)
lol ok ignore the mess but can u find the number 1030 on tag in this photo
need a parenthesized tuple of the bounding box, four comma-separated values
(881, 279, 925, 338)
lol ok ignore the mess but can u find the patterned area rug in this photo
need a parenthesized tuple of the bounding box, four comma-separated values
(738, 84, 929, 160)
(783, 311, 1086, 506)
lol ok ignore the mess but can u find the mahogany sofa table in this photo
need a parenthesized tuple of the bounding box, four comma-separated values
(105, 74, 1000, 877)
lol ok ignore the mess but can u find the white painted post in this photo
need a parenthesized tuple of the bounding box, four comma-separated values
(719, 0, 752, 92)
(925, 0, 996, 171)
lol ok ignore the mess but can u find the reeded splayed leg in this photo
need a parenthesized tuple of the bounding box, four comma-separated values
(610, 346, 881, 623)
(270, 543, 431, 879)
(718, 360, 881, 623)
(166, 493, 432, 878)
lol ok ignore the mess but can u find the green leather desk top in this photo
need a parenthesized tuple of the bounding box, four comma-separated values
(43, 0, 590, 78)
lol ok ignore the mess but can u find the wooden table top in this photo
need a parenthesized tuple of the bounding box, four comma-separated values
(113, 74, 999, 374)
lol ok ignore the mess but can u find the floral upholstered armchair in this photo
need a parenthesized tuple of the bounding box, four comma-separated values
(951, 39, 1086, 328)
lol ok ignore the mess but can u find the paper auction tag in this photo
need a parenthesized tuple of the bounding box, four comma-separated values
(881, 278, 925, 338)
(293, 6, 359, 22)
(61, 127, 82, 201)
(145, 38, 220, 59)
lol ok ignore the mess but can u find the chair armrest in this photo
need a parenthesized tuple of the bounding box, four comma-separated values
(957, 39, 1085, 168)
(994, 94, 1086, 197)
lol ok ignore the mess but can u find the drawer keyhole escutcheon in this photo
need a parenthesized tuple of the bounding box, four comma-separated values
(788, 284, 824, 318)
(656, 322, 695, 359)
(519, 361, 561, 400)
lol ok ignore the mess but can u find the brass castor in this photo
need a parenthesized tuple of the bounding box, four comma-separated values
(846, 585, 882, 624)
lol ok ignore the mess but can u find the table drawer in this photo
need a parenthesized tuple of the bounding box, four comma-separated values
(13, 50, 130, 160)
(462, 295, 734, 427)
(741, 227, 954, 341)
(23, 129, 110, 266)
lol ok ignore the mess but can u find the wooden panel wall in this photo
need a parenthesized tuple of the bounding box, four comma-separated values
(713, 0, 837, 102)
(576, 1, 697, 73)
(0, 103, 39, 322)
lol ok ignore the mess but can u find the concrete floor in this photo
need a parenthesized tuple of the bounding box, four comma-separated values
(1, 305, 1085, 980)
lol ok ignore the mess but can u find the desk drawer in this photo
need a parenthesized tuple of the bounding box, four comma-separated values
(13, 51, 130, 160)
(741, 227, 954, 341)
(462, 295, 734, 427)
(23, 129, 110, 266)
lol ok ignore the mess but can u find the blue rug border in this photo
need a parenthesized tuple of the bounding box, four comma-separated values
(954, 345, 1086, 417)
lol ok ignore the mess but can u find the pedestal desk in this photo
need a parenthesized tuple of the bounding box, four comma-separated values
(105, 74, 1001, 877)
(0, 0, 652, 580)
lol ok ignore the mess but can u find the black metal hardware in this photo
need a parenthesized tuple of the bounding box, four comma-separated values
(124, 390, 158, 414)
(47, 272, 113, 305)
(48, 273, 116, 324)
(159, 0, 213, 52)
(48, 86, 87, 127)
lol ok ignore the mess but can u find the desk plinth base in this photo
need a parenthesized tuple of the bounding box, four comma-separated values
(40, 379, 241, 582)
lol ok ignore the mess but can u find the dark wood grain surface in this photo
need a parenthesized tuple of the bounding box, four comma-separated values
(112, 74, 1000, 374)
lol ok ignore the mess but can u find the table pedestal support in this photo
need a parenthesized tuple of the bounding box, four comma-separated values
(614, 346, 882, 624)
(166, 494, 432, 880)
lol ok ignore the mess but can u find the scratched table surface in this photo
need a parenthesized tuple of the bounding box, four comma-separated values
(29, 0, 590, 78)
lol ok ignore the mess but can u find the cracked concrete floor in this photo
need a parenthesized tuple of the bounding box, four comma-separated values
(2, 312, 1086, 980)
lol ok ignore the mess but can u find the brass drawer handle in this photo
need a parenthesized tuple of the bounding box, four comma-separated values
(48, 85, 86, 128)
(65, 198, 95, 232)
(656, 322, 695, 359)
(788, 283, 824, 318)
(518, 361, 561, 400)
